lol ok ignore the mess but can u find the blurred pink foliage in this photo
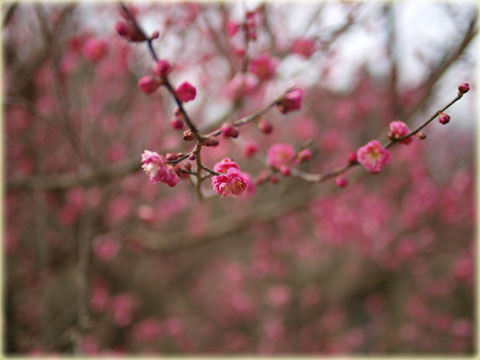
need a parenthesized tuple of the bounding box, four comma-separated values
(3, 1, 476, 356)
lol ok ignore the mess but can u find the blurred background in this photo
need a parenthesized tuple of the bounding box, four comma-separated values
(3, 1, 477, 355)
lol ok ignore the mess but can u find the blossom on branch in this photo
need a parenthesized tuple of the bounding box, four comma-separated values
(212, 158, 249, 197)
(356, 140, 390, 174)
(141, 150, 179, 187)
(277, 88, 303, 114)
(388, 121, 413, 145)
(138, 76, 161, 94)
(176, 82, 197, 102)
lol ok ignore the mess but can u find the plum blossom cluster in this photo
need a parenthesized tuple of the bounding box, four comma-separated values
(141, 150, 178, 187)
(211, 159, 250, 197)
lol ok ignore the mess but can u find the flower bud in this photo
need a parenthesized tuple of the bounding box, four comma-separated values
(170, 116, 184, 130)
(258, 119, 274, 134)
(175, 164, 190, 179)
(150, 31, 160, 40)
(335, 174, 348, 188)
(221, 122, 239, 138)
(438, 112, 450, 125)
(165, 153, 178, 161)
(138, 76, 161, 94)
(189, 154, 196, 161)
(297, 148, 312, 163)
(176, 82, 196, 102)
(280, 165, 291, 176)
(416, 132, 427, 140)
(458, 83, 470, 95)
(153, 59, 172, 77)
(183, 130, 195, 141)
(115, 21, 129, 36)
(347, 151, 357, 164)
(204, 137, 219, 147)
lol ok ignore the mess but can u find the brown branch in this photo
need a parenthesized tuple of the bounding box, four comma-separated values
(7, 157, 140, 191)
(400, 14, 477, 119)
(290, 91, 468, 183)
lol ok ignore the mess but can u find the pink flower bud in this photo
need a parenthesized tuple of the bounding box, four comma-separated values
(115, 21, 129, 36)
(153, 59, 172, 77)
(280, 165, 291, 176)
(138, 76, 161, 94)
(165, 153, 178, 161)
(335, 174, 348, 188)
(258, 119, 274, 134)
(277, 88, 303, 114)
(204, 137, 219, 147)
(348, 151, 357, 164)
(182, 130, 195, 141)
(150, 31, 160, 40)
(221, 122, 239, 138)
(438, 112, 450, 125)
(244, 142, 259, 158)
(297, 148, 312, 163)
(416, 131, 427, 140)
(458, 83, 470, 95)
(170, 116, 184, 130)
(176, 81, 196, 102)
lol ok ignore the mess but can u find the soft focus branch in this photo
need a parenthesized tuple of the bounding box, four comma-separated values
(289, 91, 468, 183)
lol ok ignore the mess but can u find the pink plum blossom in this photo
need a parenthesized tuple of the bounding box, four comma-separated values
(267, 143, 295, 169)
(356, 140, 390, 174)
(138, 76, 161, 94)
(389, 120, 413, 145)
(212, 159, 249, 197)
(141, 150, 179, 187)
(277, 88, 303, 114)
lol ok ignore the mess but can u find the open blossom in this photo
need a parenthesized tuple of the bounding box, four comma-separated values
(248, 54, 278, 80)
(389, 121, 412, 145)
(277, 88, 303, 114)
(356, 140, 390, 174)
(141, 150, 179, 187)
(212, 159, 249, 197)
(267, 143, 295, 169)
(213, 158, 240, 173)
(291, 37, 316, 58)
